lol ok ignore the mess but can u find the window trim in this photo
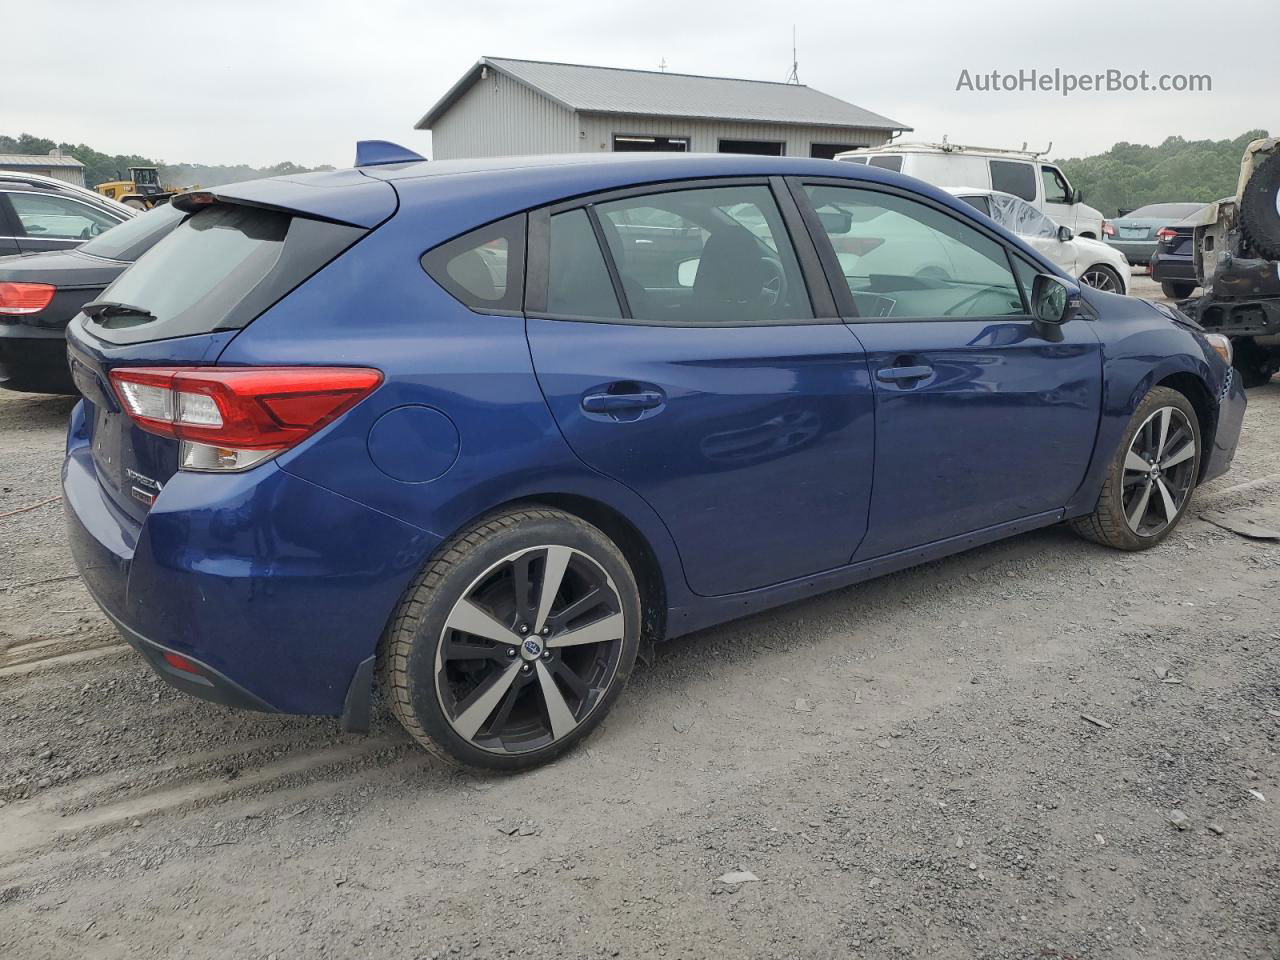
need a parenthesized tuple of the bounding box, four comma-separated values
(419, 213, 527, 316)
(785, 176, 1047, 323)
(527, 176, 839, 327)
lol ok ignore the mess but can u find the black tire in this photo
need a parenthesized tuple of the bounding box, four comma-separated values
(381, 507, 641, 772)
(1160, 280, 1197, 300)
(1232, 337, 1276, 388)
(1070, 387, 1201, 550)
(1240, 153, 1280, 260)
(1079, 263, 1124, 294)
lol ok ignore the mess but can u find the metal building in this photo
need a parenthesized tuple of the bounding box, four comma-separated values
(417, 57, 910, 161)
(0, 151, 86, 186)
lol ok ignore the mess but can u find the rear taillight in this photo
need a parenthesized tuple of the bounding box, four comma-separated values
(109, 366, 382, 472)
(1156, 227, 1178, 242)
(1102, 221, 1116, 238)
(0, 282, 55, 316)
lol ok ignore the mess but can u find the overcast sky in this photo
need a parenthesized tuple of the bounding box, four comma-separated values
(10, 0, 1275, 168)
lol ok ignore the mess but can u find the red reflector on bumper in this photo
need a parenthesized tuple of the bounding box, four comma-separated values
(162, 651, 202, 675)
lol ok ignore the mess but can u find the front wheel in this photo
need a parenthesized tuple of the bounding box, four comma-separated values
(1079, 264, 1124, 293)
(1070, 387, 1201, 550)
(381, 507, 641, 771)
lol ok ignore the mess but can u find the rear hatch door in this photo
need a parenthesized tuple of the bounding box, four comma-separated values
(66, 174, 395, 525)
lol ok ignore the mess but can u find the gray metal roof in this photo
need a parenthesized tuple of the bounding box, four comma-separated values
(418, 57, 910, 132)
(0, 153, 84, 168)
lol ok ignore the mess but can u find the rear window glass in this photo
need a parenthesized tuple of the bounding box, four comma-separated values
(86, 203, 364, 345)
(868, 156, 903, 172)
(78, 202, 186, 262)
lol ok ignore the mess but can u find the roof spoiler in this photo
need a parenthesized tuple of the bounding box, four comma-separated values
(354, 140, 426, 167)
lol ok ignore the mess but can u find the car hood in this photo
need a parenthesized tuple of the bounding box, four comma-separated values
(0, 248, 125, 287)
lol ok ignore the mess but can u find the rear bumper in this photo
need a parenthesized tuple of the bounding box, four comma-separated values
(0, 324, 74, 394)
(63, 409, 439, 717)
(1203, 367, 1247, 484)
(1150, 253, 1196, 284)
(1106, 239, 1157, 263)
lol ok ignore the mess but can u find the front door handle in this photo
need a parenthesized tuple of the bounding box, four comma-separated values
(581, 390, 665, 413)
(876, 365, 934, 383)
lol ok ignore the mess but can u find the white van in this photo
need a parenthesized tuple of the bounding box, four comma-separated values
(835, 142, 1106, 240)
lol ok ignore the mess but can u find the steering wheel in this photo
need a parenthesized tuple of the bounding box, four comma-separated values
(758, 255, 788, 307)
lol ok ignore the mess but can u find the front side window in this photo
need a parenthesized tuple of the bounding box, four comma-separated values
(422, 214, 525, 313)
(592, 185, 812, 325)
(803, 184, 1025, 319)
(986, 194, 1059, 239)
(1041, 166, 1072, 205)
(989, 160, 1037, 202)
(8, 191, 119, 239)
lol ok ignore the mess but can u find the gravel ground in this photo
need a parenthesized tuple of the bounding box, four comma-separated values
(1, 273, 1278, 959)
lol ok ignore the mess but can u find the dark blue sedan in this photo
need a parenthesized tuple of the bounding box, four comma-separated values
(63, 145, 1246, 770)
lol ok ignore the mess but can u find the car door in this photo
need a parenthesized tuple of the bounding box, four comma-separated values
(794, 179, 1102, 560)
(525, 179, 876, 597)
(8, 190, 122, 252)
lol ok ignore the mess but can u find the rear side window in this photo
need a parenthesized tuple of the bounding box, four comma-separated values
(868, 156, 903, 172)
(989, 160, 1037, 202)
(86, 203, 364, 345)
(9, 191, 120, 239)
(421, 215, 525, 313)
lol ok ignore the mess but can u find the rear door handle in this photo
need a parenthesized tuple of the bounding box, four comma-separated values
(581, 390, 665, 413)
(876, 365, 934, 383)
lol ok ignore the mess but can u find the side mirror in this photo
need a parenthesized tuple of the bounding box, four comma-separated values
(1031, 274, 1082, 324)
(1057, 224, 1074, 242)
(1071, 188, 1083, 204)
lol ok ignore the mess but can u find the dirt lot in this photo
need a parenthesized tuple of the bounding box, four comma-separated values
(1, 274, 1278, 959)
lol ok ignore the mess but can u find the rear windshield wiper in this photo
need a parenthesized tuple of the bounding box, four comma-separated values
(81, 300, 157, 326)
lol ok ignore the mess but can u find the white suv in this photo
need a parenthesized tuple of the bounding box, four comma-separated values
(836, 142, 1106, 240)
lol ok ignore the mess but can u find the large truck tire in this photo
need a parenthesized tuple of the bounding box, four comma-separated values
(1240, 153, 1280, 260)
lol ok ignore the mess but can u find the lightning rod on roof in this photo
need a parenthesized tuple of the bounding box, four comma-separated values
(786, 26, 800, 84)
(659, 58, 667, 72)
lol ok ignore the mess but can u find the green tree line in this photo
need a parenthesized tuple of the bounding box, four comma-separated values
(0, 133, 332, 190)
(1057, 130, 1269, 217)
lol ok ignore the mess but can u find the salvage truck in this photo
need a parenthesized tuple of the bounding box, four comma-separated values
(1187, 135, 1280, 386)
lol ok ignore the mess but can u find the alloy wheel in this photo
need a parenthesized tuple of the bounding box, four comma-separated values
(434, 545, 626, 755)
(1080, 267, 1118, 292)
(1121, 406, 1197, 536)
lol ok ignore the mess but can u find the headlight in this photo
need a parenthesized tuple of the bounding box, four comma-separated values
(1205, 333, 1233, 366)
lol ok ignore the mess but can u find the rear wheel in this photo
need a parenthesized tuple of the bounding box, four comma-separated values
(1160, 280, 1196, 299)
(382, 508, 641, 771)
(1233, 337, 1276, 388)
(1070, 387, 1201, 550)
(1080, 264, 1123, 293)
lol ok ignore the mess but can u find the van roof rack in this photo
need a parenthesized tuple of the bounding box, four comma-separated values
(841, 139, 1053, 159)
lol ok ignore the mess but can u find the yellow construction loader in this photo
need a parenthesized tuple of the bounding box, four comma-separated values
(94, 167, 188, 209)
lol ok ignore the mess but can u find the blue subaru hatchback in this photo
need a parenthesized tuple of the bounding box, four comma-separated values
(64, 145, 1246, 770)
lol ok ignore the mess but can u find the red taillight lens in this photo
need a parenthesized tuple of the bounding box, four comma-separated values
(109, 366, 383, 471)
(0, 281, 55, 316)
(1156, 227, 1178, 242)
(1102, 221, 1116, 238)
